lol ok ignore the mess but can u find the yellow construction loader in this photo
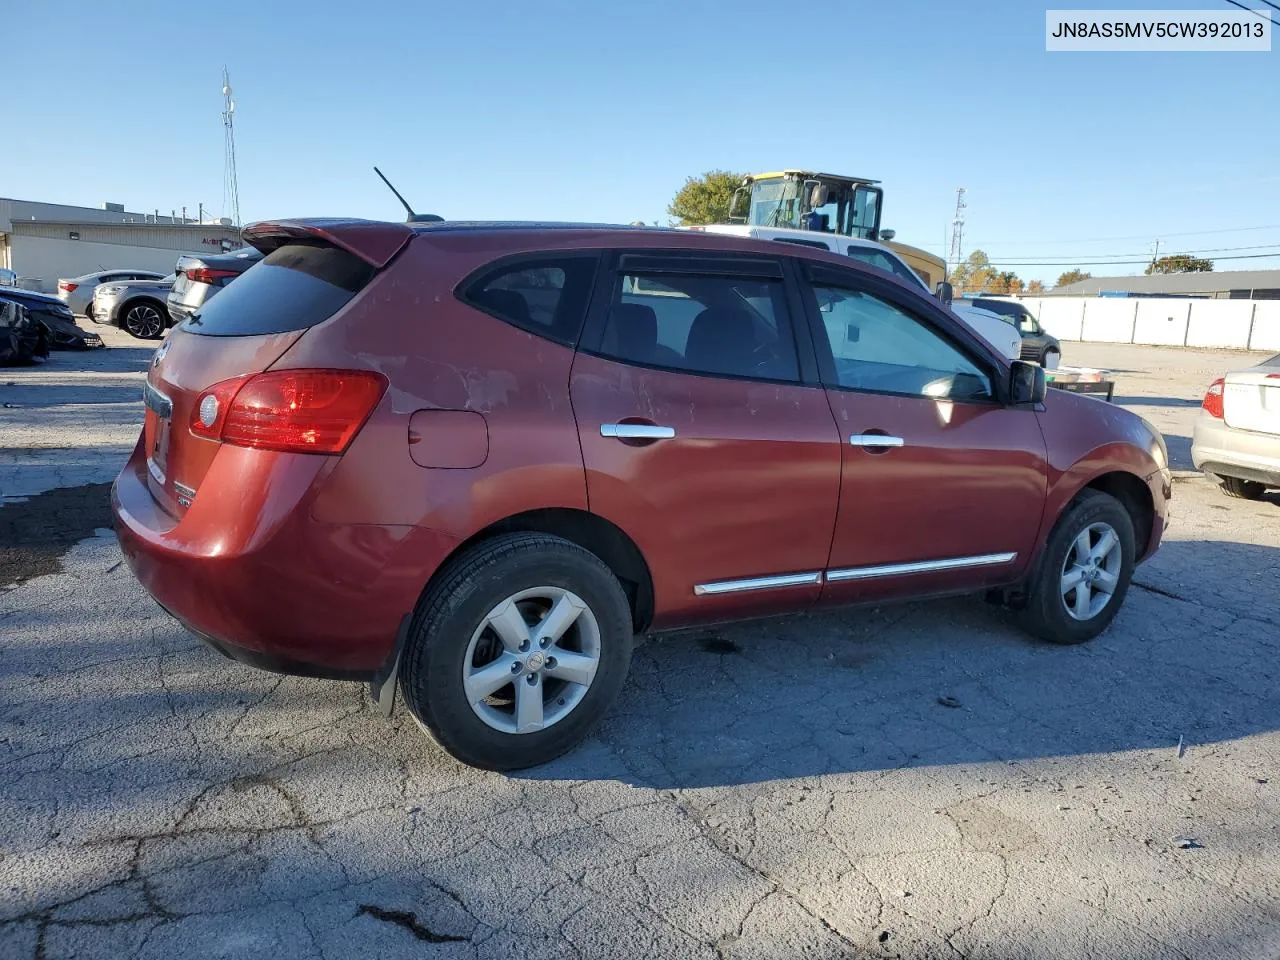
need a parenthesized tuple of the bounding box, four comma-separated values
(727, 170, 946, 290)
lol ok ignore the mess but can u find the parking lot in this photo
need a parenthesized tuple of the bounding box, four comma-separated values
(1, 329, 1277, 959)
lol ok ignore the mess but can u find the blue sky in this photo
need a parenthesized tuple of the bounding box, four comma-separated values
(5, 0, 1278, 283)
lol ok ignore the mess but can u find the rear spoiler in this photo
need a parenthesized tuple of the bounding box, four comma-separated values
(241, 218, 414, 269)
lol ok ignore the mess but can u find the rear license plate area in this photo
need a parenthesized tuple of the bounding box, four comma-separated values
(143, 381, 173, 486)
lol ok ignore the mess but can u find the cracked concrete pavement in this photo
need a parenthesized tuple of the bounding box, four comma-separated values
(1, 329, 1278, 958)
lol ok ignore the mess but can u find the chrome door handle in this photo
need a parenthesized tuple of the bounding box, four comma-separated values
(601, 423, 676, 440)
(849, 434, 904, 448)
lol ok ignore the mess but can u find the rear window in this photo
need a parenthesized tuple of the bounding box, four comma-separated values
(180, 244, 373, 337)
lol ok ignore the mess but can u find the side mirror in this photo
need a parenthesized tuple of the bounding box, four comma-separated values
(879, 228, 896, 241)
(1010, 360, 1047, 405)
(935, 280, 954, 305)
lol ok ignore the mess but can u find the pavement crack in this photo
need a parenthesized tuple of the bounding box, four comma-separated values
(354, 904, 468, 944)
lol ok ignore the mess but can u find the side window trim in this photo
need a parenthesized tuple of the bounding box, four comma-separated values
(797, 263, 1008, 403)
(577, 247, 814, 387)
(455, 250, 603, 348)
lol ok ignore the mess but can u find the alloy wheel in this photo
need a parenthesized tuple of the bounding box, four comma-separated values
(124, 303, 164, 339)
(462, 586, 601, 734)
(1060, 521, 1122, 621)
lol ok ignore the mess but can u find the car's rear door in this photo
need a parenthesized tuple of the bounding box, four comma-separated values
(797, 262, 1049, 606)
(571, 250, 841, 628)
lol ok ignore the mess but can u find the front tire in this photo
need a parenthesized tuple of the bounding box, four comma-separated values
(1220, 476, 1266, 500)
(1018, 490, 1135, 645)
(120, 301, 166, 339)
(1042, 347, 1061, 370)
(400, 533, 634, 771)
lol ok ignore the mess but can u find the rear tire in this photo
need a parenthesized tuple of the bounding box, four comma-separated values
(120, 301, 166, 339)
(399, 533, 634, 770)
(1220, 476, 1266, 500)
(1018, 489, 1135, 645)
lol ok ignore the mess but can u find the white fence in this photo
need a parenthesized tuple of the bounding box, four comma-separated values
(1021, 297, 1280, 352)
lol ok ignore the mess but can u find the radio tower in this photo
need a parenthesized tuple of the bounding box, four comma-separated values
(947, 187, 967, 278)
(221, 68, 241, 227)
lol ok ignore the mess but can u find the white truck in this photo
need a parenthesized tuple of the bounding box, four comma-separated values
(689, 224, 1023, 362)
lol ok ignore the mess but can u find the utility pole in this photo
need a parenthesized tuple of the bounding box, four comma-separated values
(1151, 238, 1161, 270)
(947, 187, 967, 278)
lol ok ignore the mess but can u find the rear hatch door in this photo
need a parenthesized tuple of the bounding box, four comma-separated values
(1223, 357, 1280, 436)
(144, 220, 412, 515)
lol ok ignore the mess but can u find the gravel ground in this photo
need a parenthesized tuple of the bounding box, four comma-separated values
(1, 329, 1277, 959)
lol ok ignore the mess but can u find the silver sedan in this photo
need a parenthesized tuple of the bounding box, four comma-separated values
(57, 269, 166, 319)
(1191, 352, 1280, 499)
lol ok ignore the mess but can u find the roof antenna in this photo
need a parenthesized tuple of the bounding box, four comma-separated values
(373, 166, 443, 223)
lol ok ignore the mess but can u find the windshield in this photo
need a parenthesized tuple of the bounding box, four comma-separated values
(751, 179, 882, 239)
(748, 180, 801, 229)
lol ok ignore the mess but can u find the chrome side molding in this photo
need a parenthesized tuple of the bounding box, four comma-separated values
(693, 553, 1017, 596)
(825, 552, 1017, 582)
(693, 571, 823, 596)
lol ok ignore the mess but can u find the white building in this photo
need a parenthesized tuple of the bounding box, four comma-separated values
(0, 197, 242, 293)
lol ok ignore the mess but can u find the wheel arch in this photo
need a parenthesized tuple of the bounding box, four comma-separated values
(1006, 467, 1154, 610)
(428, 507, 654, 635)
(1081, 470, 1154, 560)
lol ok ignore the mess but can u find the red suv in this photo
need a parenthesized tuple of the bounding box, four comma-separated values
(113, 220, 1171, 770)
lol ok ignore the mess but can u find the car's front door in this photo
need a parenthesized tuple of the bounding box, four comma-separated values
(798, 264, 1049, 606)
(571, 251, 842, 628)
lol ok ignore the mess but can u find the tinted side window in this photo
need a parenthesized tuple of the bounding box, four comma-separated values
(812, 285, 992, 401)
(180, 243, 374, 337)
(461, 256, 597, 345)
(598, 269, 799, 382)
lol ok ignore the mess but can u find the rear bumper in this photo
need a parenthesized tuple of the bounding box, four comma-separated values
(111, 434, 459, 677)
(1191, 414, 1280, 487)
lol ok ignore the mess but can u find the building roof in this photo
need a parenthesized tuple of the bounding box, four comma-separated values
(1054, 269, 1280, 296)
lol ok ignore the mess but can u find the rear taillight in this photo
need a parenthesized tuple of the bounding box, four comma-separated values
(184, 266, 240, 285)
(1201, 378, 1225, 419)
(59, 281, 78, 294)
(190, 369, 386, 454)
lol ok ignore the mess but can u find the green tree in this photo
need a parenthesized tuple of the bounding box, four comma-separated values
(1056, 269, 1091, 288)
(994, 271, 1024, 295)
(950, 250, 997, 294)
(667, 171, 745, 225)
(1146, 254, 1214, 275)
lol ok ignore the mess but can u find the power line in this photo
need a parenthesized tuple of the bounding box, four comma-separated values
(968, 242, 1280, 262)
(1222, 0, 1278, 17)
(923, 223, 1280, 249)
(982, 251, 1280, 267)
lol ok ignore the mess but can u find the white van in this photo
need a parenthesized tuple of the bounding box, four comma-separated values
(692, 224, 1023, 361)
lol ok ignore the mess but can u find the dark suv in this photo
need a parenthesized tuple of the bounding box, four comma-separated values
(114, 219, 1170, 770)
(970, 297, 1061, 366)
